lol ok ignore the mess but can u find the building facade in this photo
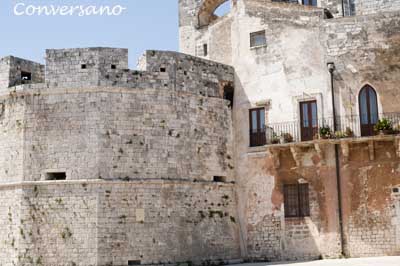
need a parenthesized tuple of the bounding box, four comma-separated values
(179, 0, 400, 261)
(0, 0, 399, 265)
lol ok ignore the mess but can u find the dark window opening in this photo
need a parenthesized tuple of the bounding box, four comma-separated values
(249, 108, 266, 147)
(111, 64, 117, 70)
(302, 0, 317, 6)
(223, 84, 234, 108)
(271, 0, 299, 3)
(393, 188, 399, 193)
(250, 30, 267, 48)
(300, 100, 318, 141)
(324, 9, 334, 19)
(203, 44, 208, 56)
(21, 71, 32, 81)
(359, 85, 378, 137)
(213, 176, 227, 183)
(284, 183, 310, 218)
(128, 261, 141, 266)
(81, 64, 87, 69)
(160, 67, 166, 72)
(47, 172, 67, 181)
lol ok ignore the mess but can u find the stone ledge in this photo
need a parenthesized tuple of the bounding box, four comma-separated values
(0, 178, 236, 190)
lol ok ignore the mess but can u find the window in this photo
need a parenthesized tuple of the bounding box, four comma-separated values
(359, 85, 378, 137)
(21, 71, 32, 81)
(203, 44, 208, 56)
(213, 176, 227, 183)
(111, 64, 117, 70)
(46, 172, 67, 181)
(81, 64, 87, 69)
(249, 108, 266, 147)
(250, 30, 267, 48)
(302, 0, 317, 6)
(128, 260, 141, 266)
(283, 183, 310, 218)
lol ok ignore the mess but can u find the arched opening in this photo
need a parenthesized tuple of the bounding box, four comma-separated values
(198, 0, 237, 28)
(214, 1, 231, 17)
(359, 85, 378, 137)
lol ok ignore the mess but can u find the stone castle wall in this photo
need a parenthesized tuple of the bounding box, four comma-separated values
(0, 56, 44, 90)
(0, 49, 235, 184)
(0, 180, 241, 266)
(19, 86, 233, 182)
(0, 48, 241, 265)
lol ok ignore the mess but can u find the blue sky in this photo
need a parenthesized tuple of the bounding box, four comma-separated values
(0, 1, 179, 68)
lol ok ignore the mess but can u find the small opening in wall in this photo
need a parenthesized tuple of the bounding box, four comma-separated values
(203, 43, 208, 56)
(21, 71, 32, 81)
(324, 9, 334, 19)
(128, 260, 141, 266)
(223, 83, 235, 108)
(111, 64, 117, 70)
(81, 64, 87, 69)
(213, 176, 227, 183)
(393, 188, 399, 193)
(47, 172, 67, 181)
(160, 67, 166, 72)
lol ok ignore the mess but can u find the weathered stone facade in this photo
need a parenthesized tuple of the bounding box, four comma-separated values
(179, 0, 400, 262)
(1, 0, 400, 265)
(0, 48, 240, 266)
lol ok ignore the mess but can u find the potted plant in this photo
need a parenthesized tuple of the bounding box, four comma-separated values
(334, 131, 347, 139)
(374, 118, 393, 135)
(345, 127, 355, 138)
(334, 127, 354, 139)
(281, 133, 294, 144)
(271, 133, 280, 144)
(319, 125, 333, 139)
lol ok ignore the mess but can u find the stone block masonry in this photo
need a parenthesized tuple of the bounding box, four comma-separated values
(0, 47, 240, 266)
(0, 180, 241, 266)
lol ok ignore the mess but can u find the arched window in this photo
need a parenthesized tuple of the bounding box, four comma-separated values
(359, 85, 378, 136)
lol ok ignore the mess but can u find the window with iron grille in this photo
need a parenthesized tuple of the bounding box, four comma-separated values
(249, 108, 266, 147)
(250, 30, 267, 48)
(283, 183, 310, 218)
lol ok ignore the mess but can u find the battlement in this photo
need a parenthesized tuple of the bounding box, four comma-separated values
(1, 48, 234, 100)
(0, 56, 44, 89)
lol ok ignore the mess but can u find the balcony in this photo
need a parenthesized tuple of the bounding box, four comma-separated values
(251, 113, 400, 146)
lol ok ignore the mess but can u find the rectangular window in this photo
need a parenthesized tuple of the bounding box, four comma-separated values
(21, 71, 32, 81)
(203, 44, 208, 56)
(284, 183, 310, 218)
(250, 30, 267, 48)
(46, 172, 67, 181)
(302, 0, 317, 6)
(249, 108, 266, 147)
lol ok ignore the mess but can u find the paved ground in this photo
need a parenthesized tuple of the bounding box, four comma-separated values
(239, 257, 400, 266)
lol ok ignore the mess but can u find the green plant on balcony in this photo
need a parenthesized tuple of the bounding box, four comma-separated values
(271, 133, 280, 144)
(319, 125, 333, 139)
(281, 133, 294, 143)
(334, 127, 354, 139)
(374, 118, 393, 135)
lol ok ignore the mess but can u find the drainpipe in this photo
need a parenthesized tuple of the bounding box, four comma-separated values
(327, 62, 346, 257)
(342, 0, 346, 17)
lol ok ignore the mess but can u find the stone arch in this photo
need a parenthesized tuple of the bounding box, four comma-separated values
(197, 0, 235, 27)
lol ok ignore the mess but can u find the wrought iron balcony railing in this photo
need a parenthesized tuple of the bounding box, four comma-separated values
(250, 113, 400, 146)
